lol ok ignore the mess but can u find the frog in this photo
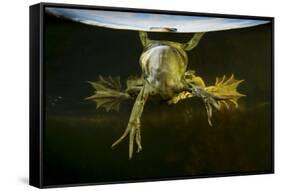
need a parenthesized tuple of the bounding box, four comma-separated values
(85, 31, 245, 159)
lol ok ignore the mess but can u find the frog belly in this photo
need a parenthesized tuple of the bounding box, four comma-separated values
(140, 44, 187, 97)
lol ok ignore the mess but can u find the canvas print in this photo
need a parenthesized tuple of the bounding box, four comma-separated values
(36, 5, 273, 187)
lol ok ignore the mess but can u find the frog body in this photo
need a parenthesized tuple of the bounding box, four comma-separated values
(86, 32, 245, 159)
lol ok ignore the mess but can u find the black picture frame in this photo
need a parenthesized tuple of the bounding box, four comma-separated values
(30, 2, 274, 188)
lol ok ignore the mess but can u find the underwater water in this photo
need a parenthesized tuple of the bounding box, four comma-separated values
(43, 13, 273, 186)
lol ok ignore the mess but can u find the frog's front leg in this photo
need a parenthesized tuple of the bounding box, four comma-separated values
(112, 82, 150, 159)
(188, 84, 221, 126)
(170, 74, 244, 126)
(168, 91, 193, 104)
(169, 84, 220, 126)
(168, 71, 205, 104)
(189, 75, 244, 125)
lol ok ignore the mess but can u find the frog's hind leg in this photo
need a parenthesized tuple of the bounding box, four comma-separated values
(139, 31, 151, 47)
(112, 83, 150, 159)
(183, 32, 205, 51)
(85, 76, 131, 112)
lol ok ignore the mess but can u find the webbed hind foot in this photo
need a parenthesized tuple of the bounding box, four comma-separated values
(111, 83, 150, 159)
(112, 120, 142, 159)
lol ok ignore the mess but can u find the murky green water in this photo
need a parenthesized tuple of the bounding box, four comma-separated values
(43, 13, 273, 186)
